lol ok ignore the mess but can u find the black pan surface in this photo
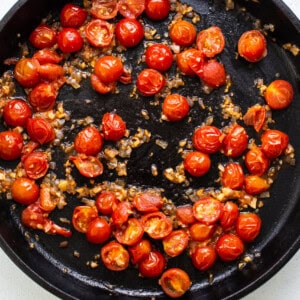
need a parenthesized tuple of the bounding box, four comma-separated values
(0, 0, 300, 299)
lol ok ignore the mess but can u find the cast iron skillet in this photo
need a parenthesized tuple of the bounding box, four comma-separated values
(0, 0, 300, 299)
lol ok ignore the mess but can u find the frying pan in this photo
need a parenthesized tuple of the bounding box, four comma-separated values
(0, 0, 300, 299)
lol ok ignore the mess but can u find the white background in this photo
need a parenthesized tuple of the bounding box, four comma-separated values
(0, 0, 299, 299)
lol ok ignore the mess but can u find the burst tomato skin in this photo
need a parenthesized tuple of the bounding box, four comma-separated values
(90, 74, 116, 94)
(145, 44, 173, 71)
(23, 151, 49, 180)
(176, 48, 200, 76)
(145, 0, 170, 21)
(57, 28, 83, 53)
(136, 68, 165, 96)
(245, 147, 269, 176)
(243, 104, 266, 132)
(11, 177, 39, 205)
(191, 245, 217, 271)
(14, 58, 40, 88)
(70, 154, 104, 178)
(169, 20, 196, 47)
(236, 213, 262, 242)
(72, 205, 99, 233)
(60, 3, 87, 28)
(219, 201, 239, 230)
(101, 112, 126, 141)
(189, 222, 215, 242)
(133, 191, 164, 213)
(95, 191, 118, 215)
(29, 24, 57, 49)
(200, 59, 226, 88)
(162, 229, 189, 257)
(221, 162, 244, 190)
(38, 63, 65, 82)
(26, 118, 55, 145)
(128, 239, 152, 264)
(138, 250, 166, 278)
(162, 94, 190, 121)
(86, 217, 111, 244)
(111, 201, 133, 226)
(117, 0, 145, 19)
(90, 0, 118, 20)
(244, 175, 270, 195)
(184, 151, 211, 177)
(0, 131, 23, 160)
(33, 49, 63, 65)
(115, 218, 144, 246)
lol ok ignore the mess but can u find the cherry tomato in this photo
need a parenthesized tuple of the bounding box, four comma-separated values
(261, 129, 289, 159)
(219, 201, 239, 230)
(236, 213, 262, 243)
(70, 154, 104, 178)
(115, 18, 144, 48)
(86, 217, 111, 244)
(33, 49, 63, 65)
(169, 20, 196, 47)
(159, 268, 191, 298)
(101, 112, 126, 141)
(115, 218, 144, 246)
(193, 197, 223, 225)
(128, 239, 152, 264)
(72, 205, 98, 233)
(184, 151, 211, 177)
(111, 201, 133, 226)
(26, 118, 55, 145)
(193, 125, 223, 154)
(142, 211, 173, 239)
(95, 191, 118, 215)
(221, 162, 244, 190)
(176, 48, 200, 76)
(38, 63, 65, 82)
(85, 19, 114, 48)
(163, 229, 189, 257)
(3, 99, 32, 128)
(117, 0, 145, 19)
(11, 177, 39, 205)
(199, 59, 226, 88)
(60, 3, 87, 27)
(23, 151, 49, 180)
(39, 186, 57, 212)
(187, 49, 205, 77)
(238, 29, 267, 62)
(90, 0, 118, 20)
(216, 233, 245, 262)
(244, 175, 270, 195)
(57, 28, 83, 53)
(90, 74, 116, 94)
(138, 250, 166, 278)
(222, 124, 248, 158)
(136, 68, 165, 96)
(145, 0, 170, 21)
(21, 141, 40, 163)
(243, 104, 266, 132)
(14, 58, 40, 88)
(245, 147, 269, 176)
(0, 131, 23, 160)
(264, 79, 294, 110)
(196, 26, 225, 58)
(145, 44, 173, 71)
(74, 126, 103, 156)
(176, 205, 196, 226)
(191, 245, 217, 271)
(162, 94, 190, 121)
(29, 24, 57, 49)
(133, 191, 164, 213)
(101, 241, 130, 271)
(189, 223, 215, 242)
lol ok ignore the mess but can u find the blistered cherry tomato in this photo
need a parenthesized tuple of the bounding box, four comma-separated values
(236, 213, 261, 242)
(14, 58, 40, 88)
(101, 241, 130, 271)
(26, 118, 55, 145)
(176, 48, 200, 76)
(169, 20, 196, 47)
(162, 229, 189, 257)
(128, 239, 152, 264)
(138, 250, 166, 278)
(159, 268, 191, 298)
(184, 151, 211, 177)
(243, 104, 266, 132)
(86, 217, 111, 244)
(133, 191, 163, 213)
(145, 0, 170, 21)
(33, 49, 63, 65)
(162, 94, 190, 121)
(29, 24, 57, 49)
(3, 99, 32, 127)
(11, 178, 39, 205)
(176, 205, 196, 226)
(38, 63, 65, 82)
(219, 201, 239, 230)
(264, 79, 294, 110)
(145, 44, 173, 71)
(244, 175, 270, 195)
(101, 112, 126, 141)
(196, 26, 225, 58)
(187, 49, 205, 77)
(245, 147, 269, 176)
(21, 141, 39, 163)
(117, 0, 145, 19)
(200, 59, 226, 88)
(70, 154, 104, 178)
(0, 131, 23, 160)
(189, 223, 215, 242)
(90, 0, 118, 20)
(191, 245, 217, 271)
(60, 3, 87, 27)
(23, 151, 49, 180)
(136, 68, 165, 96)
(74, 126, 103, 156)
(72, 205, 98, 233)
(95, 191, 118, 215)
(115, 218, 144, 246)
(57, 28, 83, 53)
(216, 233, 245, 262)
(193, 197, 223, 225)
(91, 74, 116, 94)
(238, 30, 267, 62)
(111, 201, 133, 226)
(221, 162, 244, 190)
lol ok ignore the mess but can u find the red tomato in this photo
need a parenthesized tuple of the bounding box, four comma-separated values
(133, 191, 163, 213)
(33, 49, 63, 65)
(199, 59, 226, 88)
(23, 151, 49, 180)
(115, 18, 144, 48)
(191, 245, 217, 271)
(244, 175, 270, 195)
(189, 223, 215, 242)
(243, 104, 266, 132)
(101, 112, 126, 141)
(142, 211, 173, 239)
(219, 201, 239, 230)
(145, 0, 170, 21)
(0, 131, 23, 160)
(245, 147, 269, 176)
(261, 129, 289, 159)
(21, 141, 40, 163)
(193, 197, 223, 225)
(11, 178, 39, 205)
(238, 30, 267, 62)
(196, 26, 225, 58)
(39, 186, 57, 212)
(86, 217, 111, 244)
(95, 191, 118, 215)
(72, 205, 98, 233)
(138, 250, 166, 278)
(264, 79, 294, 110)
(74, 126, 103, 156)
(162, 229, 189, 257)
(111, 201, 133, 226)
(193, 125, 223, 154)
(14, 58, 40, 88)
(29, 24, 57, 49)
(159, 268, 191, 298)
(145, 44, 173, 71)
(70, 154, 104, 178)
(176, 48, 200, 76)
(117, 0, 145, 19)
(236, 213, 262, 242)
(184, 151, 211, 177)
(3, 99, 32, 128)
(90, 74, 116, 94)
(221, 162, 244, 190)
(136, 68, 165, 96)
(176, 205, 196, 226)
(115, 218, 144, 246)
(101, 241, 130, 271)
(128, 239, 152, 264)
(60, 3, 87, 27)
(162, 94, 190, 121)
(26, 118, 55, 145)
(85, 19, 114, 48)
(57, 28, 83, 53)
(38, 63, 65, 82)
(187, 49, 205, 77)
(169, 20, 196, 47)
(90, 0, 118, 20)
(222, 124, 248, 158)
(216, 233, 245, 262)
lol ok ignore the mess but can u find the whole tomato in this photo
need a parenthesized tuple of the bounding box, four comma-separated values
(184, 151, 211, 177)
(221, 162, 244, 190)
(86, 217, 111, 244)
(169, 20, 196, 47)
(236, 213, 262, 242)
(245, 147, 269, 176)
(138, 250, 166, 278)
(57, 28, 83, 53)
(11, 177, 39, 205)
(101, 112, 126, 141)
(60, 3, 87, 28)
(162, 94, 190, 121)
(191, 245, 217, 271)
(145, 0, 170, 21)
(29, 24, 57, 49)
(136, 68, 165, 96)
(145, 44, 173, 72)
(0, 131, 23, 160)
(14, 58, 40, 88)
